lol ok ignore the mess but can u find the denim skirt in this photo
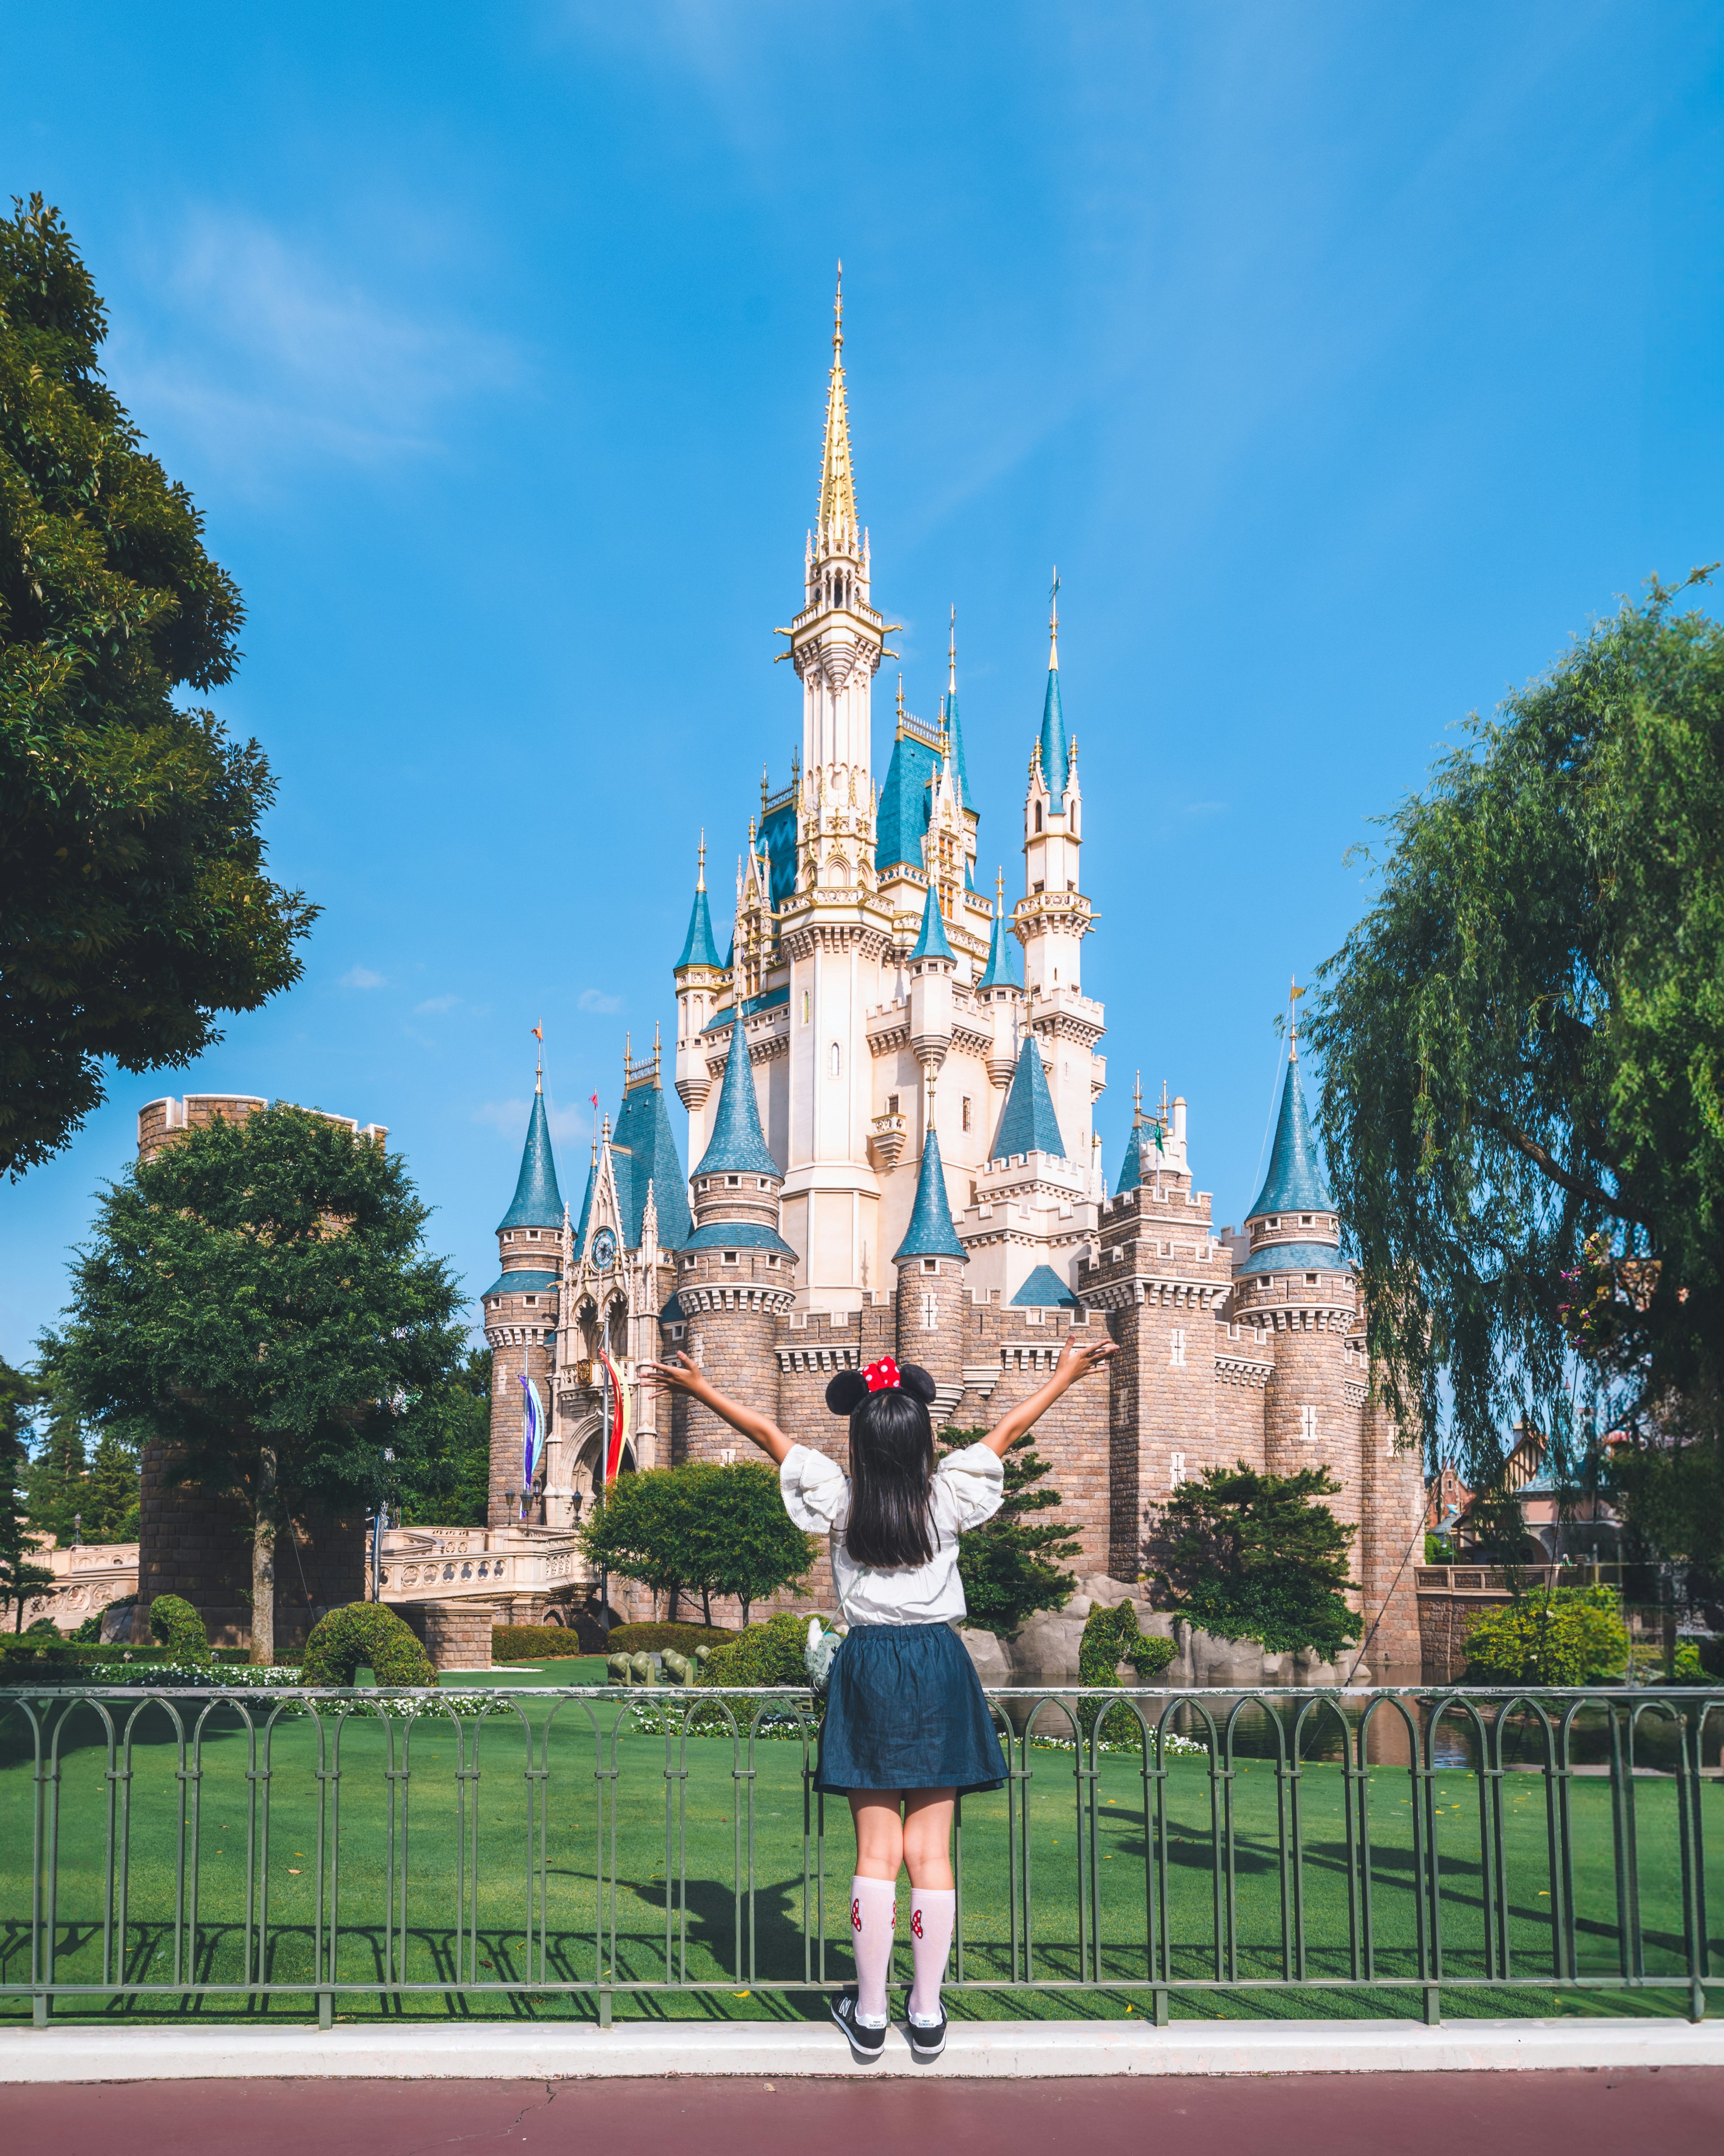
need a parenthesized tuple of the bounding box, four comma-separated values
(815, 1622, 1006, 1796)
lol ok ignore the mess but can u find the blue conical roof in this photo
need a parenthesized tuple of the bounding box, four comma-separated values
(694, 1017, 779, 1179)
(1038, 666, 1069, 812)
(893, 1127, 968, 1261)
(676, 881, 722, 971)
(496, 1090, 564, 1232)
(992, 1030, 1066, 1160)
(978, 893, 1021, 989)
(612, 1078, 694, 1250)
(1247, 1048, 1333, 1218)
(1011, 1263, 1078, 1309)
(1115, 1124, 1143, 1195)
(908, 880, 954, 962)
(941, 691, 972, 814)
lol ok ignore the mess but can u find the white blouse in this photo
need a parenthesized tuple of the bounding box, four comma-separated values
(778, 1440, 1006, 1627)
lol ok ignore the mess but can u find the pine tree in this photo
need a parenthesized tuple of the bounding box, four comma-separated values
(21, 1375, 88, 1546)
(0, 1358, 54, 1629)
(938, 1426, 1081, 1636)
(82, 1427, 140, 1543)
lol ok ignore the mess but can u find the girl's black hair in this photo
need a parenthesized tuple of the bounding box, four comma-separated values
(824, 1365, 939, 1570)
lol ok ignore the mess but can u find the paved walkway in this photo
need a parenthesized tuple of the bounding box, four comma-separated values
(6, 2013, 1724, 2081)
(7, 2065, 1724, 2154)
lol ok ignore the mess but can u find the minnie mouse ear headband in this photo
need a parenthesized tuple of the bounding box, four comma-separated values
(824, 1355, 938, 1415)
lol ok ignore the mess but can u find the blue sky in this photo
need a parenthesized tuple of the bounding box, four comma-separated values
(4, 1, 1720, 1362)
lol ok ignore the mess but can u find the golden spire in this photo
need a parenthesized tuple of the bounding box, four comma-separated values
(696, 828, 706, 892)
(816, 262, 860, 559)
(1289, 974, 1305, 1054)
(948, 603, 958, 699)
(895, 671, 906, 736)
(1048, 566, 1061, 670)
(1133, 1069, 1145, 1127)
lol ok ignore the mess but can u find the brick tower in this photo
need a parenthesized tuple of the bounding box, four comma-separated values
(481, 1068, 564, 1526)
(1083, 1086, 1234, 1581)
(673, 1015, 796, 1460)
(892, 1124, 968, 1424)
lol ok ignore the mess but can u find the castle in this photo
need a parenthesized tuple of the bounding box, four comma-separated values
(480, 282, 1426, 1672)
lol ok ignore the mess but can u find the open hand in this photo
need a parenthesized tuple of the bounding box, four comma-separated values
(1058, 1332, 1117, 1383)
(638, 1351, 706, 1396)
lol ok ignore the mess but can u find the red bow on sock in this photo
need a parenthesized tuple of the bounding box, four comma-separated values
(863, 1356, 902, 1393)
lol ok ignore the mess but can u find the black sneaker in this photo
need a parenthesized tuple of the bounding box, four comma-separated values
(829, 1989, 887, 2064)
(906, 2009, 947, 2063)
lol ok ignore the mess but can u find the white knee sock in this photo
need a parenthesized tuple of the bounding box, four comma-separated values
(849, 1875, 896, 2026)
(908, 1887, 956, 2024)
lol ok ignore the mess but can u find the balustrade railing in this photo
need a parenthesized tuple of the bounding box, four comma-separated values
(2, 1684, 1719, 2027)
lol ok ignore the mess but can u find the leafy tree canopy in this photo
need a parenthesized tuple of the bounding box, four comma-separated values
(0, 194, 316, 1176)
(1310, 576, 1724, 1512)
(581, 1459, 816, 1627)
(1146, 1463, 1360, 1660)
(0, 1355, 55, 1627)
(50, 1102, 467, 1659)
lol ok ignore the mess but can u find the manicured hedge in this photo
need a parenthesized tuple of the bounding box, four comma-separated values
(604, 1622, 739, 1655)
(492, 1625, 597, 1661)
(302, 1602, 437, 1688)
(0, 1639, 251, 1670)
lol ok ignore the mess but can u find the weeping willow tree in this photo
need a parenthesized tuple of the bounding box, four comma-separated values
(1308, 573, 1724, 1570)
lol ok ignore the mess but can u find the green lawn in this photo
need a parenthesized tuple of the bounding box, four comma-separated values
(2, 1672, 1719, 2027)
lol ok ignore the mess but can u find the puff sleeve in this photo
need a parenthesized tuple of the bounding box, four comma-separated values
(932, 1442, 1007, 1531)
(779, 1444, 851, 1534)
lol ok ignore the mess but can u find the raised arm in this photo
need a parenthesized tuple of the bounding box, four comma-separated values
(980, 1329, 1117, 1458)
(638, 1351, 797, 1466)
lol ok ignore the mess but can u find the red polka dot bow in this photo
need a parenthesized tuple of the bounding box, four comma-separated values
(863, 1356, 902, 1393)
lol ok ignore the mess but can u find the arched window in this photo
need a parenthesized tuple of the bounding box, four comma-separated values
(1035, 802, 1043, 833)
(828, 1041, 842, 1079)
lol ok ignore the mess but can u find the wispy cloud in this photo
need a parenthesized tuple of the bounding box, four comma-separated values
(474, 1097, 589, 1146)
(341, 965, 387, 989)
(107, 208, 519, 487)
(415, 994, 460, 1014)
(578, 988, 622, 1014)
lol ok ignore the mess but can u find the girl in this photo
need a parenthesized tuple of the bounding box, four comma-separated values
(643, 1329, 1115, 2063)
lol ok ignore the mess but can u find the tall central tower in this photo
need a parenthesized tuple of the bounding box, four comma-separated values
(775, 270, 897, 1305)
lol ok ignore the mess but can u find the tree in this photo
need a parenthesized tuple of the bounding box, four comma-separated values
(689, 1463, 817, 1625)
(0, 1356, 54, 1628)
(394, 1346, 492, 1528)
(20, 1365, 87, 1546)
(81, 1426, 140, 1543)
(580, 1461, 817, 1626)
(1145, 1463, 1360, 1660)
(0, 194, 316, 1177)
(938, 1426, 1081, 1635)
(579, 1466, 701, 1618)
(50, 1103, 466, 1662)
(1308, 576, 1724, 1524)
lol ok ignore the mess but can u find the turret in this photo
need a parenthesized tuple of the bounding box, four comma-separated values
(990, 1025, 1067, 1166)
(978, 866, 1023, 1088)
(1016, 579, 1091, 1003)
(906, 879, 956, 1088)
(893, 1126, 968, 1416)
(673, 1016, 796, 1463)
(673, 835, 726, 1113)
(1235, 1024, 1361, 1559)
(481, 1063, 566, 1526)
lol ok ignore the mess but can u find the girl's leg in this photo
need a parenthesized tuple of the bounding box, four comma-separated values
(902, 1789, 958, 2026)
(846, 1794, 904, 2024)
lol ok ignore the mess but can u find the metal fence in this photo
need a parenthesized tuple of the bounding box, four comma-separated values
(3, 1683, 1721, 2027)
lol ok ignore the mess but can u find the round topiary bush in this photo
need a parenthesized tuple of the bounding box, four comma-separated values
(302, 1602, 437, 1688)
(148, 1594, 212, 1665)
(698, 1611, 813, 1688)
